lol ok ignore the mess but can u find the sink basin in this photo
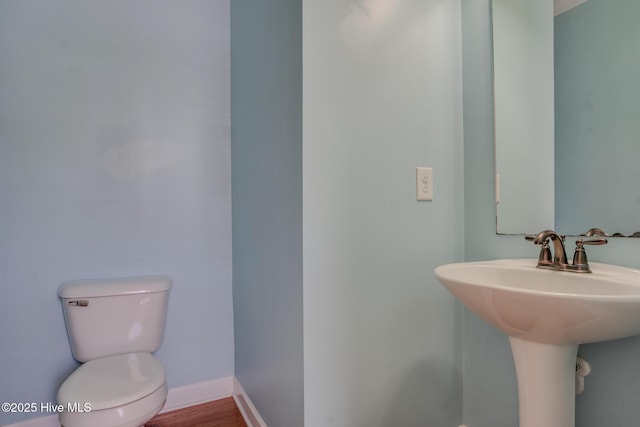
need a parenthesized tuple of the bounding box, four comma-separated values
(435, 258, 640, 345)
(435, 258, 640, 427)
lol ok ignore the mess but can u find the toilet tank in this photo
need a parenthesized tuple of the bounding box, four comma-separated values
(59, 275, 172, 363)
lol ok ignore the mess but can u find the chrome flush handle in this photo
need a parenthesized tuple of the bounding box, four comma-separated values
(67, 300, 89, 307)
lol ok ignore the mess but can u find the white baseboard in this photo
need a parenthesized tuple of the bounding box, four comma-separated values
(160, 376, 234, 413)
(232, 377, 268, 427)
(2, 376, 242, 427)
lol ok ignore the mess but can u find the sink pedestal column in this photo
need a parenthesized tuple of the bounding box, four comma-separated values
(510, 337, 579, 427)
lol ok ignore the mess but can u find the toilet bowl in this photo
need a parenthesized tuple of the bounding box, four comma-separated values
(57, 276, 171, 427)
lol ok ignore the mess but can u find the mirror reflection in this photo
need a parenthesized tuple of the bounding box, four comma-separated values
(494, 0, 640, 236)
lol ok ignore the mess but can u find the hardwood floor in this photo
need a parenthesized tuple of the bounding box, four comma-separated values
(145, 397, 247, 427)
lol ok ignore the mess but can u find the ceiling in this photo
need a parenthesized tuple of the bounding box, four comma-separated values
(554, 0, 588, 16)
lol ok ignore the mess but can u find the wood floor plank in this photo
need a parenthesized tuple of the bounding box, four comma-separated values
(145, 397, 247, 427)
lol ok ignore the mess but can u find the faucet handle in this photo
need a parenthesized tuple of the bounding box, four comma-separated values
(525, 234, 561, 243)
(581, 228, 608, 237)
(538, 239, 552, 264)
(525, 235, 553, 265)
(572, 238, 608, 273)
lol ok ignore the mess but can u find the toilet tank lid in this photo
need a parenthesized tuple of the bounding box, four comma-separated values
(58, 275, 172, 298)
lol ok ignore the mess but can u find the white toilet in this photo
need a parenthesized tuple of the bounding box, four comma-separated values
(56, 275, 172, 427)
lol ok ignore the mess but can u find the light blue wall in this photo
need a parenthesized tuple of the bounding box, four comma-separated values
(303, 1, 464, 426)
(11, 1, 640, 425)
(462, 0, 640, 425)
(230, 1, 304, 427)
(555, 0, 640, 236)
(493, 0, 555, 234)
(0, 1, 233, 424)
(554, 2, 640, 426)
(462, 2, 529, 424)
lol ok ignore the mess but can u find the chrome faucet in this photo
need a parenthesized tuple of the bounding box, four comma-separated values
(527, 230, 568, 266)
(526, 230, 607, 273)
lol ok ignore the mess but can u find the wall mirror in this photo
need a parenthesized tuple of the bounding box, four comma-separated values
(493, 0, 640, 237)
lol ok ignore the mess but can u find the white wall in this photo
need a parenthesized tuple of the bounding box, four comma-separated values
(303, 1, 465, 425)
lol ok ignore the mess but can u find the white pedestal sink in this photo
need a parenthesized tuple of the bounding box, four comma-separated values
(435, 259, 640, 427)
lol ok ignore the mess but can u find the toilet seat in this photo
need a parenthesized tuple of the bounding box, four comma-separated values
(58, 383, 167, 427)
(57, 352, 166, 410)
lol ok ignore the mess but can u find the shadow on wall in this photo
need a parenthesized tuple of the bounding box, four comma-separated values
(363, 358, 461, 427)
(340, 0, 437, 57)
(576, 337, 640, 426)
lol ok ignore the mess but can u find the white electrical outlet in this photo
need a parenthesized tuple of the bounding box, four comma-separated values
(416, 167, 433, 201)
